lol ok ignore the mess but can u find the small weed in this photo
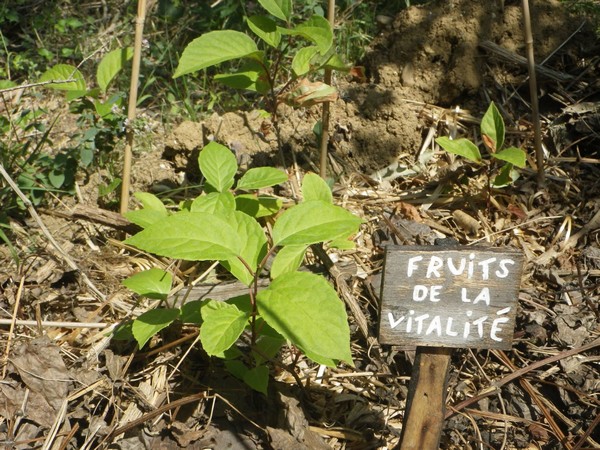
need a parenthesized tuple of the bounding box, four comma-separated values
(435, 102, 527, 189)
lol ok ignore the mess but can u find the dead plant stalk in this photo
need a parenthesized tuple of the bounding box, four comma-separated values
(120, 0, 147, 215)
(522, 0, 545, 186)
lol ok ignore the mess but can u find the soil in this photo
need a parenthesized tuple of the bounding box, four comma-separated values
(1, 1, 600, 449)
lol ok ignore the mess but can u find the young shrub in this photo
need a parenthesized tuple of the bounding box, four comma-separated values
(120, 143, 361, 393)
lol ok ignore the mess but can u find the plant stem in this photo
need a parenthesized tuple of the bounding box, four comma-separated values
(319, 0, 336, 179)
(522, 0, 545, 187)
(120, 0, 147, 215)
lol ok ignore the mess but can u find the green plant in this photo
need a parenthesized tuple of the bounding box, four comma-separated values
(119, 141, 361, 393)
(173, 0, 348, 160)
(435, 102, 527, 188)
(0, 98, 78, 218)
(37, 49, 135, 193)
(562, 0, 600, 34)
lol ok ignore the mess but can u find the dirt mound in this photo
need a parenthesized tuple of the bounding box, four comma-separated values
(165, 0, 588, 176)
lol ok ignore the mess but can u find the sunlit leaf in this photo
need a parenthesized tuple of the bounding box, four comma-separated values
(435, 137, 482, 163)
(302, 172, 332, 203)
(235, 194, 283, 217)
(97, 47, 134, 93)
(122, 268, 172, 300)
(200, 300, 249, 356)
(132, 308, 180, 348)
(257, 0, 292, 21)
(270, 244, 308, 279)
(493, 147, 526, 168)
(125, 211, 242, 261)
(198, 141, 238, 192)
(481, 101, 505, 152)
(221, 211, 268, 286)
(281, 15, 332, 54)
(39, 64, 86, 91)
(257, 271, 352, 364)
(291, 46, 319, 77)
(174, 31, 261, 78)
(236, 167, 288, 190)
(272, 200, 362, 246)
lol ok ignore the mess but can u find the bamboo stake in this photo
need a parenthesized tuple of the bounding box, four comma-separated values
(319, 0, 336, 179)
(522, 0, 545, 186)
(120, 0, 147, 215)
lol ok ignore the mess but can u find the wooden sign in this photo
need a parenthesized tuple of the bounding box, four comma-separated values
(379, 246, 523, 350)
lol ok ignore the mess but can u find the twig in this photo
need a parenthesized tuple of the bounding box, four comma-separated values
(0, 319, 109, 329)
(0, 78, 82, 94)
(0, 163, 106, 301)
(1, 276, 24, 379)
(120, 0, 147, 215)
(446, 336, 600, 419)
(318, 0, 336, 178)
(521, 0, 545, 186)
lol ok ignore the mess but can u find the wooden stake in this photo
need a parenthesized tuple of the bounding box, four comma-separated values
(120, 0, 147, 215)
(397, 347, 452, 450)
(318, 0, 336, 179)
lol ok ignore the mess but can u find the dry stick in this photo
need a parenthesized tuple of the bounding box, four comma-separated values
(446, 336, 600, 419)
(318, 0, 336, 178)
(0, 164, 106, 301)
(522, 0, 545, 186)
(120, 0, 147, 215)
(1, 276, 24, 379)
(494, 350, 570, 449)
(0, 319, 108, 329)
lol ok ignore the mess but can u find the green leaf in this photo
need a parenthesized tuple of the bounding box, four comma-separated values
(122, 268, 172, 300)
(97, 47, 134, 93)
(191, 191, 236, 215)
(236, 167, 288, 191)
(329, 237, 356, 250)
(200, 300, 249, 356)
(302, 172, 332, 203)
(243, 365, 269, 395)
(257, 0, 291, 21)
(272, 200, 362, 246)
(180, 300, 204, 324)
(283, 16, 333, 54)
(174, 31, 261, 78)
(481, 101, 504, 152)
(291, 46, 319, 77)
(214, 60, 269, 93)
(256, 271, 352, 364)
(39, 64, 86, 91)
(321, 52, 350, 71)
(435, 137, 482, 163)
(125, 209, 169, 229)
(125, 193, 169, 228)
(132, 308, 180, 348)
(221, 211, 268, 286)
(125, 211, 242, 261)
(236, 194, 283, 217)
(247, 15, 281, 47)
(270, 244, 308, 279)
(198, 141, 238, 192)
(253, 320, 285, 363)
(493, 147, 526, 168)
(49, 170, 65, 189)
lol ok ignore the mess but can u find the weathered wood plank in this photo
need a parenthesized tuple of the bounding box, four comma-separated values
(379, 246, 523, 350)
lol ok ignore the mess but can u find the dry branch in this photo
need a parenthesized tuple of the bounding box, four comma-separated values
(479, 40, 574, 82)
